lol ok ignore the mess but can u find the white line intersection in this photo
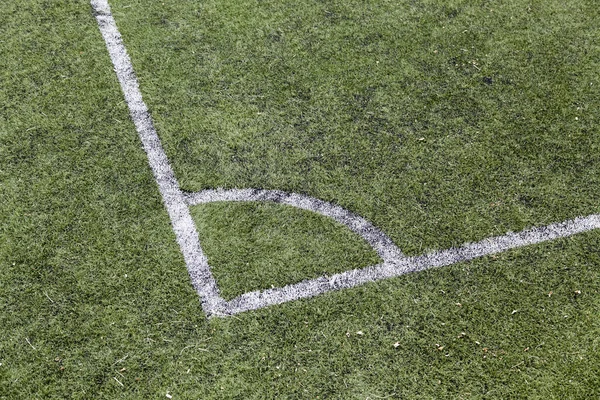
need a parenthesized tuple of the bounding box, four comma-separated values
(92, 0, 600, 317)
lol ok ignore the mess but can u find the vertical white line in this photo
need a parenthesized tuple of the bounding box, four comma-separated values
(90, 0, 224, 314)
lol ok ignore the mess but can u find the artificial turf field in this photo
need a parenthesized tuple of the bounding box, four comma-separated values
(1, 0, 600, 397)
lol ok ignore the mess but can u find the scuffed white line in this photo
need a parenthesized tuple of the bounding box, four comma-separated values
(91, 0, 224, 314)
(220, 214, 600, 315)
(185, 188, 405, 265)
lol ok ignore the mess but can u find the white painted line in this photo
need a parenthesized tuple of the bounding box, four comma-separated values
(91, 0, 225, 314)
(92, 0, 600, 318)
(185, 188, 405, 265)
(220, 214, 600, 315)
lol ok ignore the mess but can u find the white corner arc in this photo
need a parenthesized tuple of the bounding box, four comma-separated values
(185, 188, 405, 265)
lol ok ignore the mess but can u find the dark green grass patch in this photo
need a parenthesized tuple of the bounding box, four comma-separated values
(191, 202, 380, 299)
(111, 0, 600, 255)
(1, 0, 599, 398)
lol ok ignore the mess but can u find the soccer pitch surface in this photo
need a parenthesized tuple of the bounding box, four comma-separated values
(2, 0, 600, 397)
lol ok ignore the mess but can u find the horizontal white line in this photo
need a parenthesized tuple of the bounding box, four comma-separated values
(218, 214, 600, 316)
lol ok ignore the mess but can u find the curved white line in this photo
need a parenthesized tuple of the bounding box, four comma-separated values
(184, 188, 405, 265)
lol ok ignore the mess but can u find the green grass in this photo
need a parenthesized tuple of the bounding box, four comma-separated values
(113, 0, 600, 316)
(1, 0, 599, 398)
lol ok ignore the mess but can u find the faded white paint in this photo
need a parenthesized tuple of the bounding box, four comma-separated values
(91, 0, 224, 313)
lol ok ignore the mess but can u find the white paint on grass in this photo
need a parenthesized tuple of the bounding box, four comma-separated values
(91, 0, 224, 313)
(92, 0, 600, 317)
